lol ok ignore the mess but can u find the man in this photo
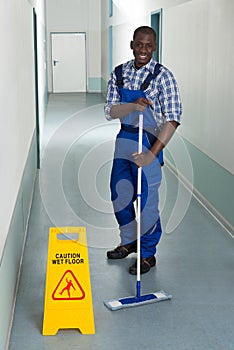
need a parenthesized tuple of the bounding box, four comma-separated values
(104, 26, 182, 274)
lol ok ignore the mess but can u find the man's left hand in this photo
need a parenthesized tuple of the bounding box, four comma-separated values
(132, 151, 156, 167)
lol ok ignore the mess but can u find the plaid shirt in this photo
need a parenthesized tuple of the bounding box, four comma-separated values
(104, 58, 182, 129)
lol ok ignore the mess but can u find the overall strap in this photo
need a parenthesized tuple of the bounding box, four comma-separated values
(115, 62, 162, 90)
(114, 64, 124, 88)
(140, 63, 162, 90)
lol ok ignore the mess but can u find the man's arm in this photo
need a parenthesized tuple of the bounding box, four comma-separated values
(133, 67, 182, 166)
(133, 121, 179, 167)
(104, 67, 153, 120)
(110, 97, 153, 119)
(151, 120, 179, 157)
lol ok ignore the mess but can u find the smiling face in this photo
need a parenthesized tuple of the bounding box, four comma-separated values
(130, 31, 156, 68)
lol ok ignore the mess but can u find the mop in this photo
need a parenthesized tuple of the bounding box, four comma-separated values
(104, 113, 172, 311)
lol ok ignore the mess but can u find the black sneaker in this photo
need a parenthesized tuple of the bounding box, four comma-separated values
(107, 241, 137, 259)
(129, 256, 156, 275)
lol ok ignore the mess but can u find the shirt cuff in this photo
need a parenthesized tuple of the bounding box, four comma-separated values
(104, 105, 113, 121)
(165, 113, 181, 124)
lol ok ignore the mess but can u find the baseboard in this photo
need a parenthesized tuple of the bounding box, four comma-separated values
(88, 77, 101, 93)
(165, 158, 234, 238)
(0, 133, 37, 350)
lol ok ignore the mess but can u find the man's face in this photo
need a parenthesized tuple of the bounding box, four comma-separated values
(131, 32, 156, 68)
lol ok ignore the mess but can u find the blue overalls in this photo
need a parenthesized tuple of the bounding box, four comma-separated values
(110, 64, 163, 258)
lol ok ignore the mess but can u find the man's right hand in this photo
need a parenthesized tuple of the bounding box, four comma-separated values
(110, 98, 153, 119)
(133, 97, 153, 111)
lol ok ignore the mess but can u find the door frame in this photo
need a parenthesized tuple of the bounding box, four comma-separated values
(151, 9, 163, 63)
(33, 8, 40, 169)
(109, 25, 113, 73)
(50, 32, 87, 93)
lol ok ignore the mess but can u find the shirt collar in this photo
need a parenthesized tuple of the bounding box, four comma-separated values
(130, 58, 157, 74)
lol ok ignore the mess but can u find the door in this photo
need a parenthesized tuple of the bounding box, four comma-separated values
(151, 10, 162, 63)
(51, 32, 86, 93)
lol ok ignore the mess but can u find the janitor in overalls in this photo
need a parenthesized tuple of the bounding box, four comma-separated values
(104, 26, 182, 274)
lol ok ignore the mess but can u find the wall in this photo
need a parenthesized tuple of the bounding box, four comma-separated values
(163, 0, 234, 229)
(36, 0, 48, 146)
(163, 0, 234, 174)
(0, 0, 47, 348)
(101, 0, 192, 83)
(101, 0, 234, 231)
(46, 0, 101, 92)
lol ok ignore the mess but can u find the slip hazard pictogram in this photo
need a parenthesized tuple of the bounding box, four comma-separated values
(52, 270, 85, 300)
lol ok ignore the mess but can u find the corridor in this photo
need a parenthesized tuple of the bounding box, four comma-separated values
(8, 93, 234, 350)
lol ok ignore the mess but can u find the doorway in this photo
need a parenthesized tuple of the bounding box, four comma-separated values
(151, 10, 162, 63)
(51, 32, 87, 93)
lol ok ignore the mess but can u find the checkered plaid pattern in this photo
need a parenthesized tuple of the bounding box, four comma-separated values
(104, 58, 182, 129)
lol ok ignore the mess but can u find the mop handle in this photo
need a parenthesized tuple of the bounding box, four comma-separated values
(136, 113, 143, 296)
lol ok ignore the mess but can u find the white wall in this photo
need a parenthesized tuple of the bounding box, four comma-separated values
(46, 0, 101, 92)
(0, 0, 32, 261)
(36, 0, 48, 140)
(101, 0, 192, 82)
(163, 0, 234, 173)
(0, 1, 47, 347)
(0, 0, 47, 262)
(101, 0, 234, 175)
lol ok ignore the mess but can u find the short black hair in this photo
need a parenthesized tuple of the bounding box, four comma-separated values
(133, 26, 156, 41)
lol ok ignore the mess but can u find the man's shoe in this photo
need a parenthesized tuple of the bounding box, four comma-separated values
(129, 256, 156, 275)
(107, 242, 137, 259)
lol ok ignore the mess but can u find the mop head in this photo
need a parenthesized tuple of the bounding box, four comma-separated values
(104, 290, 172, 311)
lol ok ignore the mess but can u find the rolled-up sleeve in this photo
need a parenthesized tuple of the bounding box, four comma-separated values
(158, 69, 182, 124)
(104, 71, 121, 121)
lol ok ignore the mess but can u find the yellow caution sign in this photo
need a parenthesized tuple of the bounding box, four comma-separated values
(42, 227, 95, 335)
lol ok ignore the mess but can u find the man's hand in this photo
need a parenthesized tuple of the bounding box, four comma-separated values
(133, 121, 180, 167)
(110, 98, 153, 119)
(132, 150, 156, 167)
(133, 97, 153, 112)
